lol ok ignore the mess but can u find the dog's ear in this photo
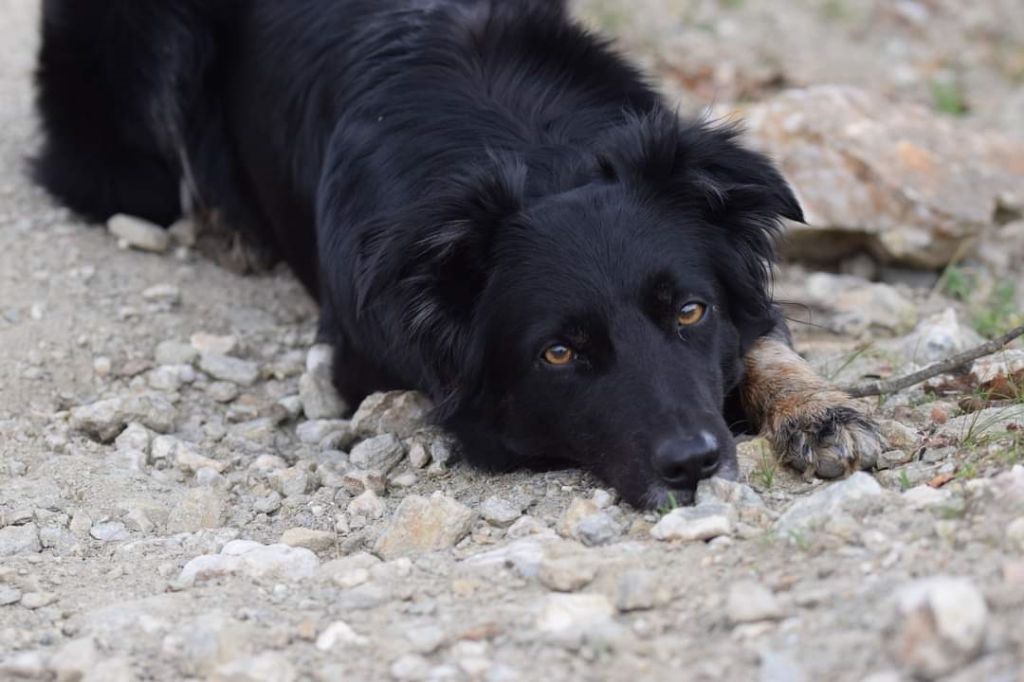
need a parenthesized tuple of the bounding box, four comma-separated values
(355, 159, 527, 409)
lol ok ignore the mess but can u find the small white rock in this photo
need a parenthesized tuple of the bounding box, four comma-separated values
(316, 621, 369, 650)
(537, 594, 615, 633)
(190, 333, 239, 356)
(775, 473, 883, 535)
(650, 504, 734, 543)
(89, 520, 130, 542)
(142, 283, 181, 305)
(108, 214, 171, 253)
(199, 354, 260, 387)
(480, 497, 523, 527)
(280, 527, 335, 553)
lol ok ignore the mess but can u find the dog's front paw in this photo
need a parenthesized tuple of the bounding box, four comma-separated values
(769, 402, 884, 479)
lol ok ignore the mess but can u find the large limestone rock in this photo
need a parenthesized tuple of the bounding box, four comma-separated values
(744, 86, 1024, 268)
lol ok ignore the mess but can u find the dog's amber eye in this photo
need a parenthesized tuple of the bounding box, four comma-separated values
(677, 302, 707, 327)
(543, 345, 577, 366)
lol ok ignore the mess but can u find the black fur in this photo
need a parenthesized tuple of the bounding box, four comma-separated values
(34, 0, 803, 508)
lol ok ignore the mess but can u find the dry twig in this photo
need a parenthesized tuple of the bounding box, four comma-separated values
(841, 324, 1024, 398)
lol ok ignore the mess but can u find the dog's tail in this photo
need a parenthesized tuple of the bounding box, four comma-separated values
(33, 0, 214, 226)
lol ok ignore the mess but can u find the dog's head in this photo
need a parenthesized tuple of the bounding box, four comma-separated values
(356, 112, 802, 508)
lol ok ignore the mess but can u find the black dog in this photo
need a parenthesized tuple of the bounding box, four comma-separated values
(34, 0, 882, 508)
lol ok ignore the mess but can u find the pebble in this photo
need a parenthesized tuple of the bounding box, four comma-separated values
(418, 431, 458, 471)
(113, 419, 151, 450)
(480, 496, 524, 527)
(537, 555, 597, 592)
(592, 489, 616, 509)
(537, 593, 615, 633)
(268, 466, 312, 498)
(107, 214, 171, 253)
(207, 381, 241, 403)
(380, 472, 411, 492)
(211, 653, 297, 682)
(277, 395, 303, 419)
(179, 540, 320, 587)
(614, 570, 669, 612)
(347, 490, 386, 520)
(199, 354, 261, 387)
(650, 503, 734, 543)
(726, 581, 785, 624)
(253, 492, 282, 515)
(900, 309, 985, 364)
(407, 441, 432, 469)
(70, 393, 176, 442)
(89, 520, 130, 542)
(877, 449, 913, 469)
(0, 523, 42, 556)
(191, 333, 239, 356)
(574, 511, 622, 546)
(169, 217, 198, 245)
(142, 283, 181, 305)
(889, 576, 988, 678)
(296, 343, 346, 420)
(93, 356, 112, 377)
(349, 434, 406, 473)
(352, 391, 432, 438)
(316, 621, 369, 650)
(299, 371, 347, 421)
(155, 341, 199, 366)
(556, 497, 600, 538)
(878, 419, 918, 451)
(280, 527, 335, 553)
(0, 651, 50, 679)
(0, 584, 22, 605)
(374, 493, 476, 560)
(164, 438, 227, 474)
(775, 473, 883, 535)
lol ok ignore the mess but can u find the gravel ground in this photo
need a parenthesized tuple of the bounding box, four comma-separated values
(2, 2, 1024, 681)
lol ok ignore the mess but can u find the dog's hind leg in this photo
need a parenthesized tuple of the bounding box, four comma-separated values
(740, 334, 884, 479)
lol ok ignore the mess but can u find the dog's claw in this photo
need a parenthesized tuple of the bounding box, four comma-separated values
(772, 405, 884, 480)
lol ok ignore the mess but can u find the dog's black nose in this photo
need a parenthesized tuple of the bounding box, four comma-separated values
(653, 432, 720, 488)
